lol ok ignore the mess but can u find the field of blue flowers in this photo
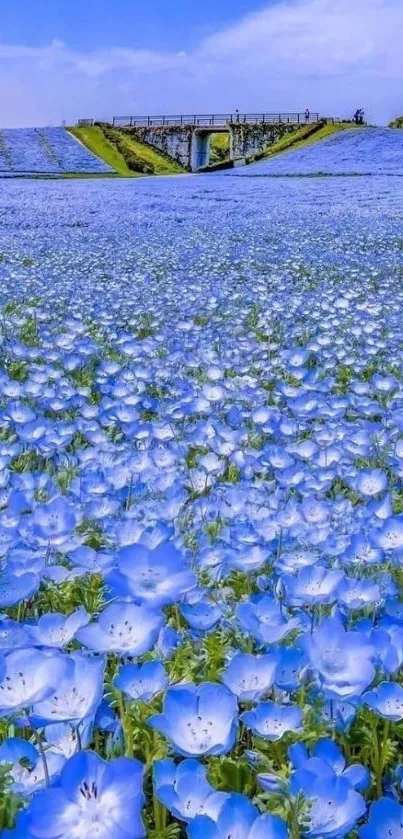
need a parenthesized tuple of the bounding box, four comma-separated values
(234, 127, 403, 176)
(1, 159, 403, 838)
(0, 128, 112, 175)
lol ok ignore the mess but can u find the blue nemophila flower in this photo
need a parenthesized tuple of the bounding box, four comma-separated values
(0, 618, 30, 653)
(27, 607, 90, 648)
(31, 496, 78, 546)
(370, 623, 403, 674)
(222, 652, 277, 702)
(0, 570, 40, 607)
(363, 682, 403, 720)
(337, 577, 380, 610)
(289, 739, 370, 790)
(0, 648, 68, 715)
(76, 601, 163, 655)
(372, 516, 403, 550)
(241, 700, 303, 741)
(44, 719, 93, 759)
(180, 598, 222, 632)
(274, 646, 308, 691)
(291, 771, 366, 838)
(322, 699, 358, 732)
(31, 652, 105, 724)
(19, 750, 146, 839)
(148, 683, 238, 756)
(187, 793, 288, 839)
(108, 540, 197, 607)
(0, 736, 65, 795)
(113, 660, 167, 701)
(302, 617, 375, 698)
(156, 625, 181, 659)
(236, 594, 300, 644)
(68, 546, 114, 574)
(283, 565, 344, 606)
(154, 758, 227, 822)
(360, 798, 403, 839)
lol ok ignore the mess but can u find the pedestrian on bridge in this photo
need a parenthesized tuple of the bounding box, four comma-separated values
(305, 108, 310, 123)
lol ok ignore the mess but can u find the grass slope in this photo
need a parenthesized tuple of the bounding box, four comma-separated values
(259, 121, 355, 161)
(105, 127, 185, 175)
(70, 126, 185, 177)
(69, 126, 129, 176)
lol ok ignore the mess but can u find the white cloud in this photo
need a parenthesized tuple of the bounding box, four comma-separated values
(0, 0, 402, 126)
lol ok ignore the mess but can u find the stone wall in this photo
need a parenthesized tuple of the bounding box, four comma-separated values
(126, 126, 193, 169)
(230, 123, 296, 160)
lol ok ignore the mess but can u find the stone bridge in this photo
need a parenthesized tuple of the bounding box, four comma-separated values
(79, 113, 322, 171)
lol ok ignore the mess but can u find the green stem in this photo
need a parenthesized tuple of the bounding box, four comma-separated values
(26, 715, 49, 787)
(288, 799, 301, 839)
(371, 715, 389, 799)
(117, 693, 133, 757)
(173, 604, 182, 630)
(153, 795, 167, 833)
(377, 718, 390, 798)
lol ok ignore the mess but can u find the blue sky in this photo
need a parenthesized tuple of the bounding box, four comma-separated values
(0, 1, 268, 51)
(0, 0, 402, 126)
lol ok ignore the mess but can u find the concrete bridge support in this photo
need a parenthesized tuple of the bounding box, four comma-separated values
(124, 121, 296, 171)
(191, 132, 211, 171)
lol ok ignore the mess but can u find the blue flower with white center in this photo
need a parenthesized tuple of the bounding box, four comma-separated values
(352, 468, 388, 497)
(0, 618, 30, 653)
(44, 719, 93, 758)
(274, 646, 308, 691)
(31, 496, 78, 546)
(180, 598, 222, 632)
(0, 737, 65, 795)
(19, 750, 146, 839)
(337, 577, 380, 610)
(221, 652, 277, 702)
(0, 648, 68, 716)
(241, 700, 303, 741)
(107, 540, 197, 607)
(0, 570, 40, 607)
(372, 516, 403, 550)
(31, 652, 105, 725)
(148, 682, 238, 757)
(283, 565, 344, 606)
(154, 758, 228, 822)
(302, 616, 375, 698)
(187, 793, 288, 839)
(27, 607, 90, 648)
(291, 772, 366, 838)
(288, 738, 369, 790)
(113, 660, 167, 702)
(236, 594, 300, 644)
(363, 682, 403, 721)
(76, 601, 163, 656)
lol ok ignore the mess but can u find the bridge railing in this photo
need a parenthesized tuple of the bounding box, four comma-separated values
(112, 112, 321, 127)
(78, 112, 321, 129)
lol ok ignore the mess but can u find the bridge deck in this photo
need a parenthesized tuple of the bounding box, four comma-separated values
(79, 112, 323, 129)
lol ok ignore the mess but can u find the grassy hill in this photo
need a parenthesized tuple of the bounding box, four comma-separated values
(69, 125, 185, 177)
(389, 116, 403, 129)
(256, 121, 355, 161)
